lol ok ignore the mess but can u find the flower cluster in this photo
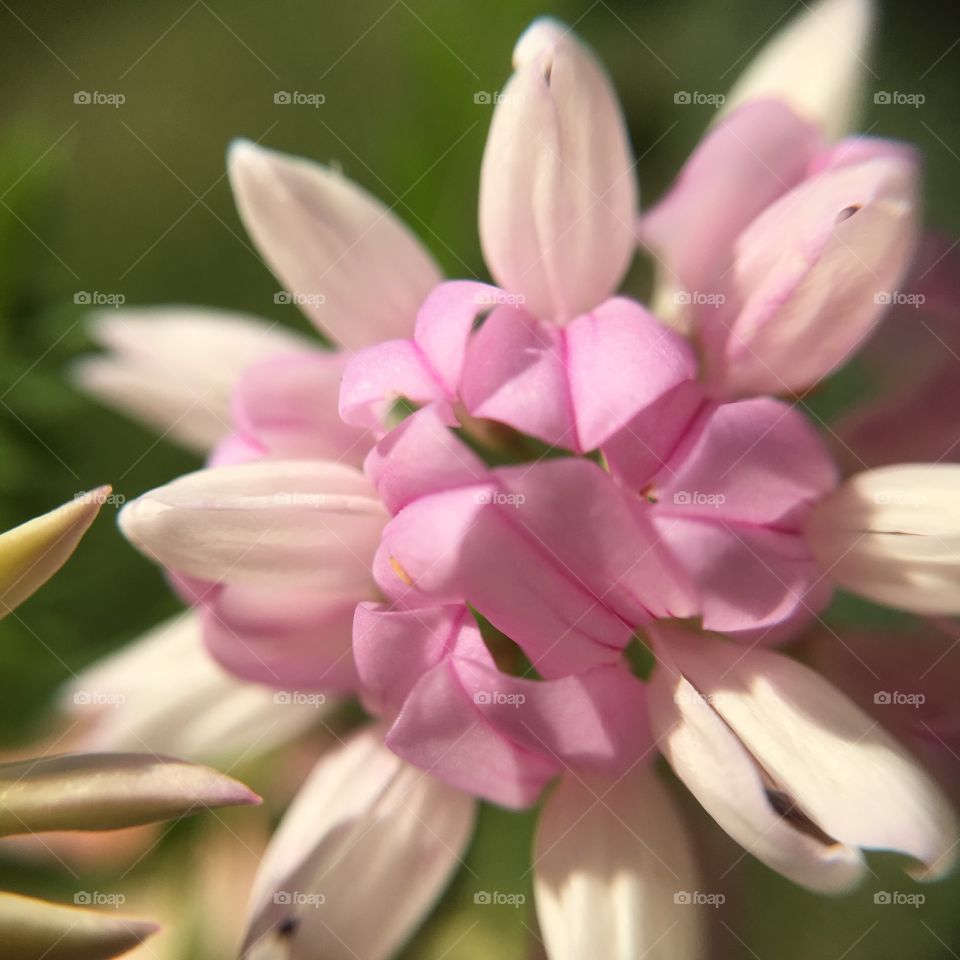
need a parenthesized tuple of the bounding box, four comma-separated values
(78, 1, 960, 957)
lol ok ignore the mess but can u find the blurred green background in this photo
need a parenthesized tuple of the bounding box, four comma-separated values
(0, 0, 958, 957)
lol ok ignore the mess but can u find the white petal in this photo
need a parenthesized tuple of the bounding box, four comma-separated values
(241, 725, 476, 960)
(0, 491, 106, 618)
(119, 460, 386, 588)
(479, 18, 637, 323)
(63, 612, 324, 763)
(650, 626, 958, 890)
(228, 142, 442, 351)
(74, 307, 308, 453)
(534, 768, 704, 960)
(806, 464, 960, 614)
(722, 0, 874, 139)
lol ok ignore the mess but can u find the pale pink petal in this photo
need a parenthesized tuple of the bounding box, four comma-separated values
(74, 306, 307, 453)
(365, 406, 487, 514)
(806, 464, 960, 614)
(640, 100, 820, 302)
(479, 18, 637, 322)
(228, 141, 441, 350)
(201, 584, 360, 692)
(242, 725, 475, 960)
(534, 768, 704, 960)
(228, 350, 372, 468)
(119, 460, 386, 589)
(707, 146, 920, 396)
(649, 625, 958, 890)
(64, 612, 323, 762)
(721, 0, 874, 139)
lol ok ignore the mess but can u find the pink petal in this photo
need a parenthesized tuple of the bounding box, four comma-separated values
(353, 603, 474, 717)
(386, 657, 560, 808)
(228, 349, 372, 467)
(479, 18, 637, 322)
(338, 338, 452, 431)
(654, 516, 831, 636)
(201, 583, 360, 692)
(413, 280, 507, 394)
(564, 298, 698, 451)
(650, 398, 838, 527)
(461, 661, 652, 774)
(365, 406, 488, 515)
(461, 306, 576, 449)
(640, 100, 821, 300)
(228, 141, 441, 350)
(375, 459, 697, 677)
(706, 145, 921, 396)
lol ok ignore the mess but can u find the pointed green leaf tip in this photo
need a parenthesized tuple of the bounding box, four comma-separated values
(0, 752, 260, 836)
(0, 892, 158, 960)
(0, 488, 109, 617)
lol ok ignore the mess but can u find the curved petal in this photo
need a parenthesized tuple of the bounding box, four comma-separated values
(241, 725, 475, 960)
(119, 460, 386, 588)
(338, 338, 452, 431)
(806, 464, 960, 614)
(651, 397, 839, 528)
(202, 584, 360, 692)
(479, 18, 637, 322)
(461, 661, 652, 775)
(461, 297, 697, 452)
(649, 625, 958, 890)
(64, 612, 325, 761)
(353, 602, 468, 717)
(640, 100, 820, 305)
(375, 459, 697, 677)
(654, 517, 830, 637)
(0, 490, 106, 617)
(461, 306, 576, 449)
(386, 656, 561, 808)
(534, 768, 704, 960)
(228, 141, 441, 350)
(707, 146, 920, 396)
(721, 0, 874, 139)
(74, 306, 307, 452)
(365, 405, 488, 515)
(228, 350, 372, 467)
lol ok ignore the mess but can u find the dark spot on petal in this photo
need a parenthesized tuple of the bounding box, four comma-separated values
(277, 916, 299, 938)
(765, 788, 839, 847)
(836, 204, 862, 224)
